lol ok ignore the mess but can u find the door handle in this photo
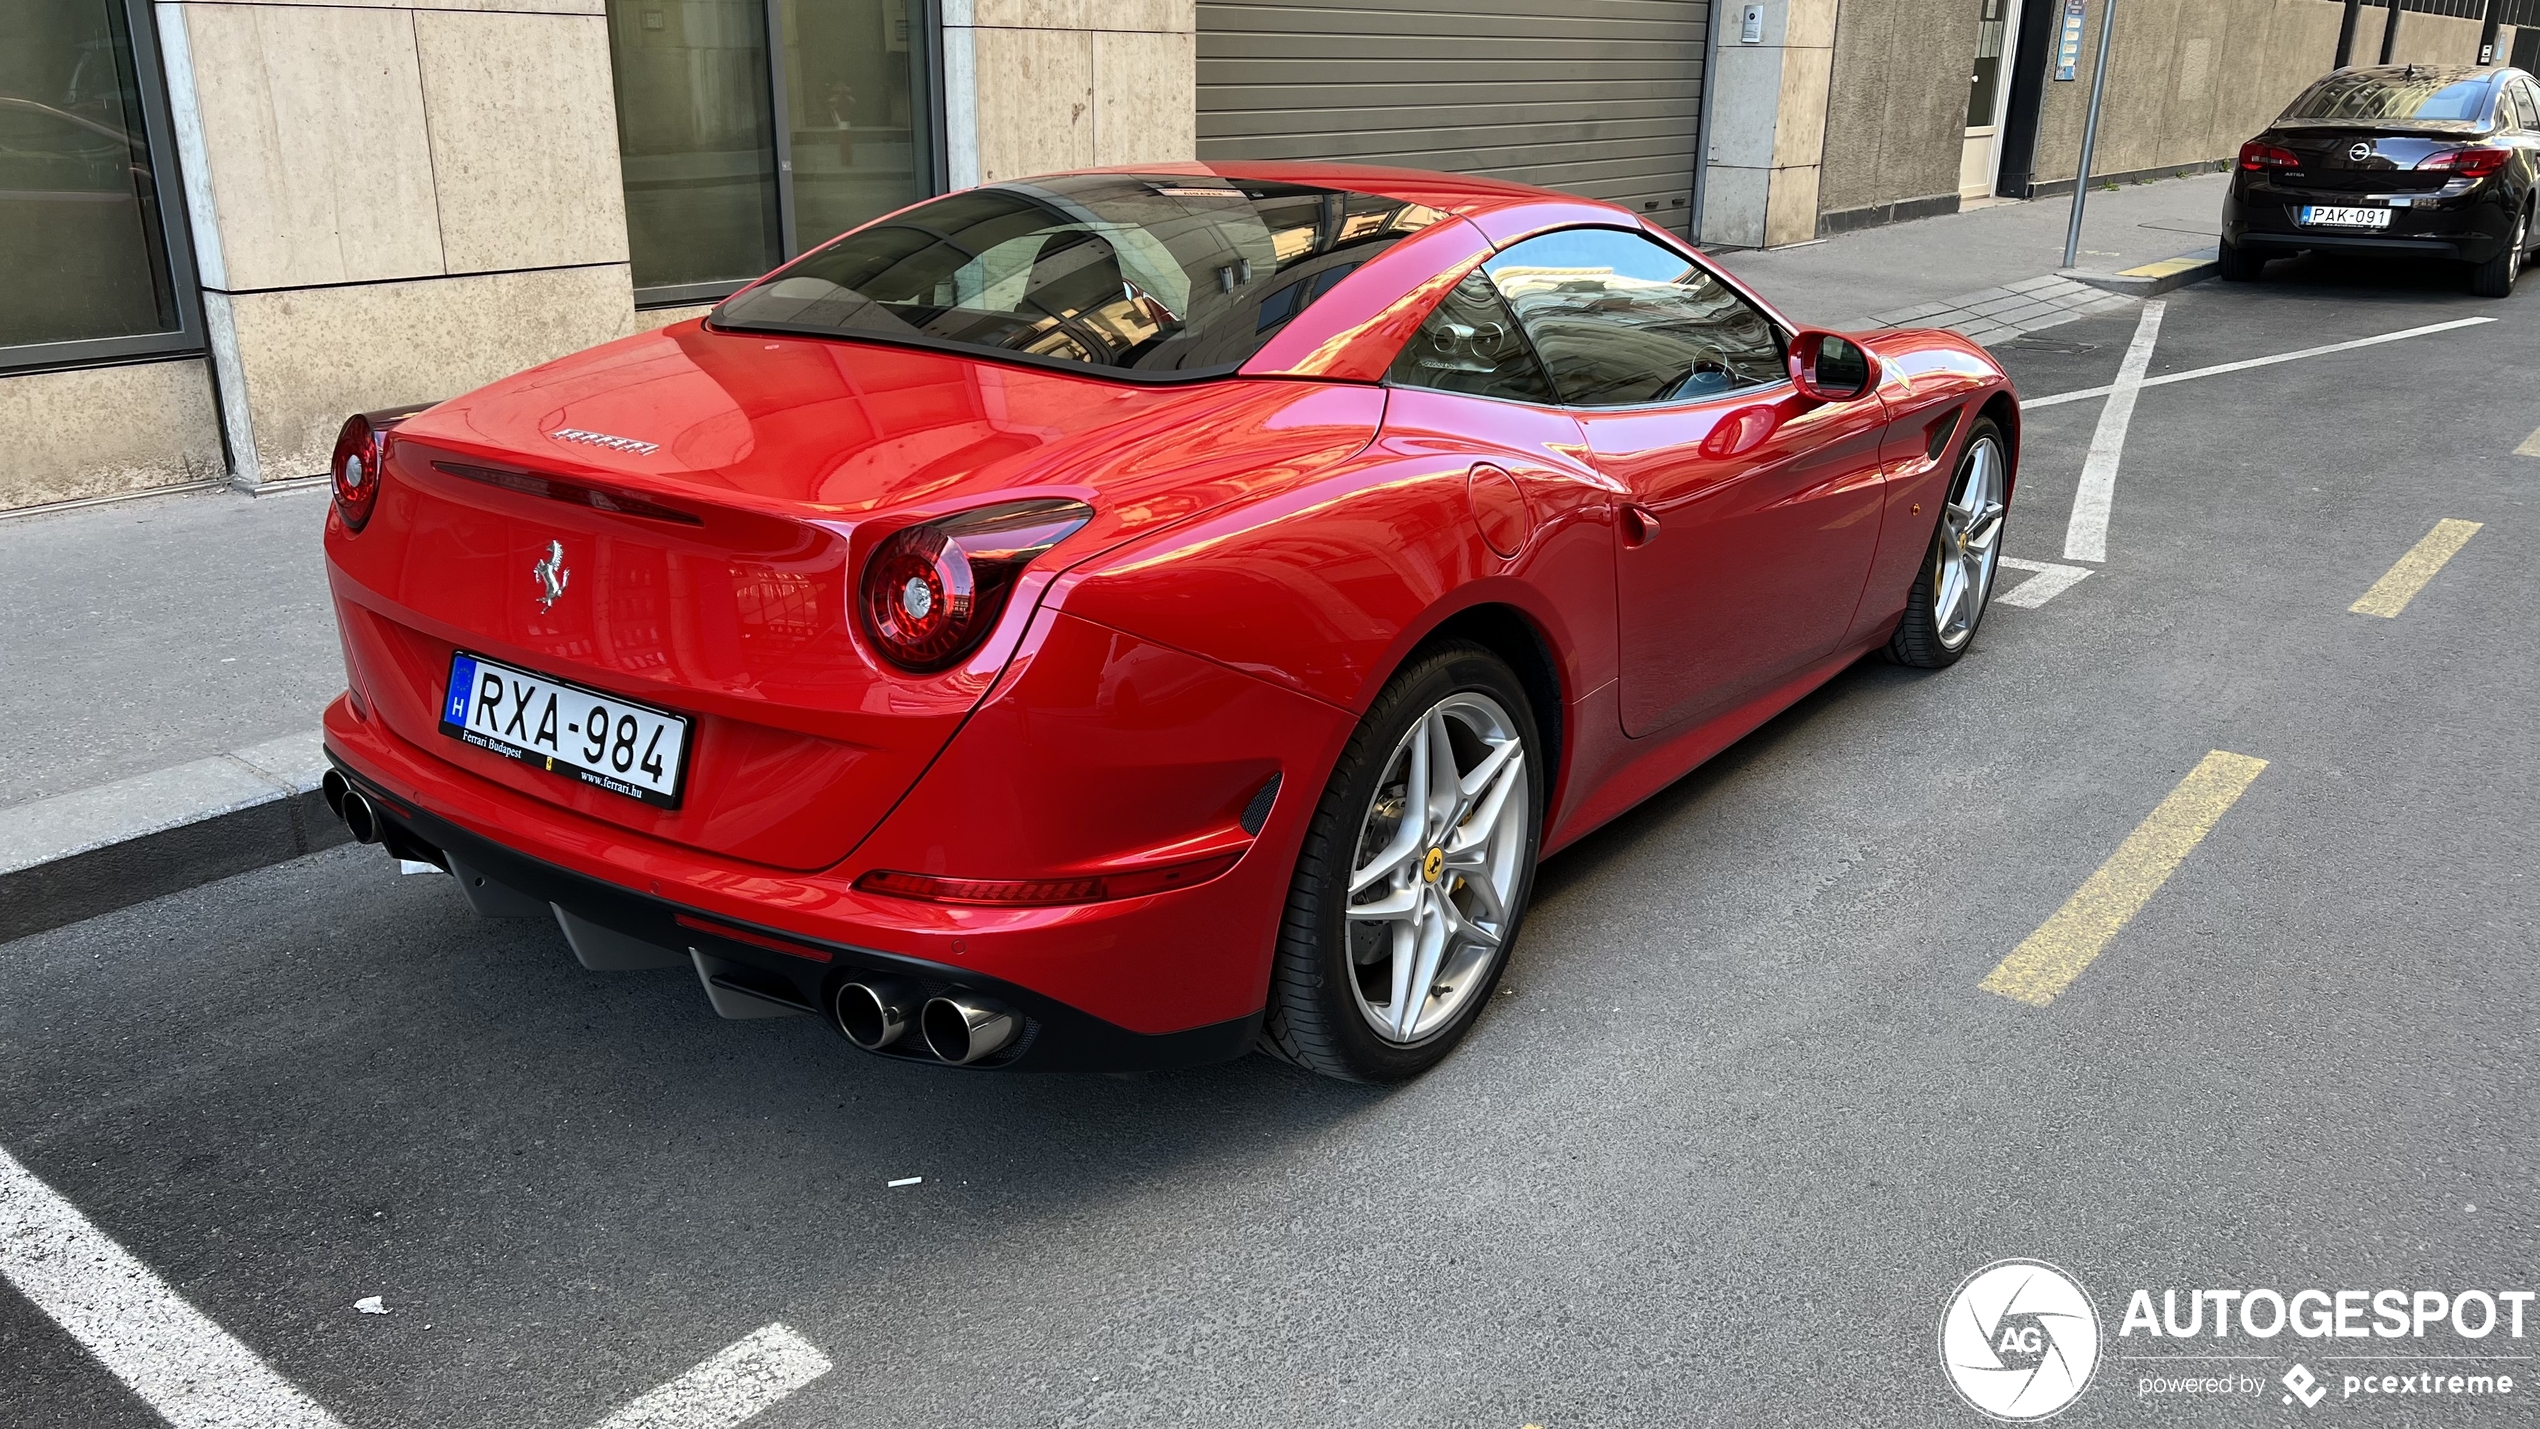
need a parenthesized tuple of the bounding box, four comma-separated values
(1621, 503, 1660, 548)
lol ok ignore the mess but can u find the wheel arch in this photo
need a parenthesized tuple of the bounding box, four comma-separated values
(1394, 599, 1569, 836)
(1977, 390, 2021, 496)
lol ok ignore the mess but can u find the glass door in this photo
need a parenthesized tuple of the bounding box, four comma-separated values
(772, 0, 923, 257)
(1960, 0, 2018, 200)
(606, 0, 934, 307)
(608, 0, 784, 301)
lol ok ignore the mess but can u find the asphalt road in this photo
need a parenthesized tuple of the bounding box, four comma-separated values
(4, 254, 2536, 1428)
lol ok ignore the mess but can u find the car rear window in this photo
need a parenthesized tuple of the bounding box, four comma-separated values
(2280, 71, 2497, 124)
(710, 173, 1449, 379)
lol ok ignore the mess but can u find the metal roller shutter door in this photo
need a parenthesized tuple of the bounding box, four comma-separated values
(1197, 0, 1711, 235)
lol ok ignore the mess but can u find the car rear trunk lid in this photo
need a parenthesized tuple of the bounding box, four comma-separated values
(329, 322, 1385, 871)
(2271, 127, 2468, 193)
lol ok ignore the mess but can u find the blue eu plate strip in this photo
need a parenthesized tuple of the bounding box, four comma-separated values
(445, 655, 478, 725)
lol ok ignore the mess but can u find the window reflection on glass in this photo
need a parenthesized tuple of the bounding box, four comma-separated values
(777, 0, 920, 255)
(1967, 0, 2008, 130)
(714, 174, 1445, 376)
(0, 0, 179, 349)
(605, 0, 782, 291)
(2284, 72, 2499, 124)
(1481, 228, 1783, 408)
(1388, 269, 1556, 405)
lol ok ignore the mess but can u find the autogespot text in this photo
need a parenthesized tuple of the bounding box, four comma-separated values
(2118, 1286, 2533, 1341)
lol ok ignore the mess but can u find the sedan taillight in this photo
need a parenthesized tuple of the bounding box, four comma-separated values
(330, 413, 389, 531)
(859, 498, 1093, 671)
(2417, 146, 2511, 179)
(2238, 141, 2300, 171)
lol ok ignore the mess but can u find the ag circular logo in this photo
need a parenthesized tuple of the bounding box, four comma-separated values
(1939, 1259, 2102, 1421)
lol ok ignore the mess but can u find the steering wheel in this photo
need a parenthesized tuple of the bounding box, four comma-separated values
(1653, 346, 1736, 403)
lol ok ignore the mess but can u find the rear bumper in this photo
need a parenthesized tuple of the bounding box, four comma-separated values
(325, 751, 1262, 1071)
(2233, 229, 2487, 260)
(317, 598, 1357, 1069)
(2224, 183, 2515, 263)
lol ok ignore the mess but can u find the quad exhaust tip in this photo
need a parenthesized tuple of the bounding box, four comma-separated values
(323, 770, 382, 845)
(832, 980, 921, 1051)
(921, 994, 1020, 1065)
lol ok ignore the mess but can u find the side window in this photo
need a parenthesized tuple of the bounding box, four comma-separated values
(1482, 228, 1786, 408)
(2513, 82, 2540, 132)
(1386, 268, 1558, 404)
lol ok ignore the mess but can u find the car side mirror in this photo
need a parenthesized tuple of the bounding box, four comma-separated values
(1788, 330, 1879, 403)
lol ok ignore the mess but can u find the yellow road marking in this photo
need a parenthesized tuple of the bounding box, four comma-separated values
(2350, 519, 2483, 618)
(2118, 253, 2210, 279)
(1981, 751, 2269, 1007)
(2516, 424, 2540, 458)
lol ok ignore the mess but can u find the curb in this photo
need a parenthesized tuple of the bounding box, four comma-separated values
(0, 732, 350, 943)
(2058, 247, 2222, 298)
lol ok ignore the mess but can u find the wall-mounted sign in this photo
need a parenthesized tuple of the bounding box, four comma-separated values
(1740, 5, 1763, 44)
(2055, 0, 2087, 80)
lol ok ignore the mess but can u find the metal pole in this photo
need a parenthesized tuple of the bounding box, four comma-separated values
(2477, 0, 2503, 65)
(2336, 0, 2363, 68)
(2377, 0, 2401, 66)
(1688, 0, 1725, 245)
(2062, 0, 2119, 269)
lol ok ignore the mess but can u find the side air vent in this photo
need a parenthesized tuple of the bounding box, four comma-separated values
(1923, 407, 1964, 462)
(1239, 774, 1282, 836)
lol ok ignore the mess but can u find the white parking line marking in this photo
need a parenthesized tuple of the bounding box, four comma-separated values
(0, 1144, 348, 1429)
(1995, 556, 2094, 608)
(2026, 316, 2497, 410)
(2063, 301, 2165, 564)
(4, 1140, 831, 1429)
(589, 1323, 833, 1429)
(2516, 424, 2540, 458)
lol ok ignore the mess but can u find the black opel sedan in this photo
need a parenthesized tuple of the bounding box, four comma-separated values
(2221, 64, 2540, 296)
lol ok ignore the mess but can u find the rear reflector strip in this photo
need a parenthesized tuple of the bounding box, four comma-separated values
(672, 912, 834, 962)
(431, 460, 703, 525)
(854, 854, 1241, 907)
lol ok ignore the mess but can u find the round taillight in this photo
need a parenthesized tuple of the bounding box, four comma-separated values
(857, 499, 1095, 672)
(330, 413, 384, 531)
(861, 522, 978, 668)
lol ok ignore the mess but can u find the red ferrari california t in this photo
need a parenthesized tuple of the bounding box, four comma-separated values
(319, 163, 2016, 1081)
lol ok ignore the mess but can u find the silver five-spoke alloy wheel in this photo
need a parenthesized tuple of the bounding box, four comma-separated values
(1932, 434, 2007, 650)
(1342, 692, 1529, 1043)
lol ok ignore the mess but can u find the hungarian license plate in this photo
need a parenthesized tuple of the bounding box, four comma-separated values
(2299, 205, 2391, 229)
(441, 652, 691, 807)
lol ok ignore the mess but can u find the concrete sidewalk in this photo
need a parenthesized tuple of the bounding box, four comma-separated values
(0, 487, 350, 939)
(0, 176, 2234, 940)
(0, 485, 339, 806)
(1714, 170, 2228, 329)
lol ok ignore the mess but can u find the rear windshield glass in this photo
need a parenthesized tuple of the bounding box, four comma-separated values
(710, 173, 1450, 378)
(2281, 72, 2496, 123)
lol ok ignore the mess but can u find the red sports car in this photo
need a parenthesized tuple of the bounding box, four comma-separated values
(319, 163, 2016, 1081)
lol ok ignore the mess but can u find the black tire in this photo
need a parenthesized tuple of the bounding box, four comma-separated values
(2216, 238, 2264, 282)
(2468, 205, 2530, 299)
(1259, 643, 1542, 1082)
(1887, 416, 2008, 670)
